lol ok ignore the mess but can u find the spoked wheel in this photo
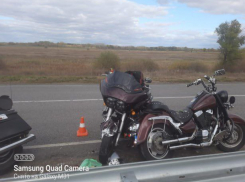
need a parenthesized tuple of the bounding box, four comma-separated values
(140, 124, 173, 160)
(217, 124, 245, 152)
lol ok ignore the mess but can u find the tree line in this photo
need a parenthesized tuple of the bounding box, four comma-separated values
(0, 41, 217, 52)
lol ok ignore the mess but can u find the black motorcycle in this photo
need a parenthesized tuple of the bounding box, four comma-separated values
(0, 95, 35, 174)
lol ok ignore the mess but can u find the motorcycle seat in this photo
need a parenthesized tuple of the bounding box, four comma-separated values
(145, 101, 193, 124)
(144, 101, 170, 114)
(170, 108, 193, 124)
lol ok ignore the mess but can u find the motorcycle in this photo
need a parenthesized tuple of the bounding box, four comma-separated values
(99, 69, 245, 163)
(0, 95, 35, 174)
(99, 71, 152, 163)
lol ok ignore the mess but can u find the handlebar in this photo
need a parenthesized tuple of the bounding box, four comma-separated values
(214, 69, 225, 76)
(186, 69, 225, 93)
(187, 83, 194, 87)
(186, 79, 201, 87)
(187, 79, 210, 92)
(204, 75, 210, 80)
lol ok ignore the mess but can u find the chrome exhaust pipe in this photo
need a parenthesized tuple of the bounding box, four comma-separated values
(170, 141, 213, 150)
(170, 143, 200, 150)
(170, 123, 218, 150)
(0, 134, 35, 155)
(162, 127, 198, 145)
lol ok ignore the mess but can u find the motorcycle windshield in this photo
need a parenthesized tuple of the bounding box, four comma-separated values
(103, 71, 143, 93)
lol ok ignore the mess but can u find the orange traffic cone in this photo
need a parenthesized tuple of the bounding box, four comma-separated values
(77, 117, 88, 137)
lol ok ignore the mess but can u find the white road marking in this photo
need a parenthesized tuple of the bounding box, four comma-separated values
(13, 95, 245, 103)
(155, 96, 193, 99)
(24, 140, 101, 149)
(155, 95, 245, 99)
(13, 99, 103, 103)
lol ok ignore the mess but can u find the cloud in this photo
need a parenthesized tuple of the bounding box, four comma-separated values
(0, 0, 218, 48)
(157, 0, 171, 5)
(158, 0, 245, 15)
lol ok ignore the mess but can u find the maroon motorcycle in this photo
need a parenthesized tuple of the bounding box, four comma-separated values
(99, 69, 245, 163)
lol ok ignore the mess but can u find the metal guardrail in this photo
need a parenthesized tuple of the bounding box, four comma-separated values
(2, 151, 245, 182)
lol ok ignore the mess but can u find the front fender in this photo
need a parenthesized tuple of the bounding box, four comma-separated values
(137, 112, 170, 145)
(229, 113, 245, 125)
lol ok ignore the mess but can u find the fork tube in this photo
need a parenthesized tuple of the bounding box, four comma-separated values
(106, 108, 113, 121)
(115, 113, 126, 146)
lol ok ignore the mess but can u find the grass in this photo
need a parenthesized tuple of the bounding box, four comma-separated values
(123, 59, 159, 72)
(0, 46, 244, 84)
(0, 57, 7, 70)
(169, 61, 208, 72)
(0, 75, 100, 84)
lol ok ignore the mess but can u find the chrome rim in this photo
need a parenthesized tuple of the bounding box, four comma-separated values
(221, 124, 243, 148)
(147, 128, 169, 159)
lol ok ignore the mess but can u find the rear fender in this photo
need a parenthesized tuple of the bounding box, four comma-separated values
(137, 112, 171, 145)
(229, 113, 245, 125)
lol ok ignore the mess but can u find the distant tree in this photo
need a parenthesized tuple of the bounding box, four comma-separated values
(94, 51, 120, 70)
(215, 20, 245, 66)
(203, 48, 207, 52)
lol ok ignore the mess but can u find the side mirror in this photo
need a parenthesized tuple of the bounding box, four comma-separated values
(220, 69, 225, 75)
(0, 95, 13, 111)
(214, 69, 225, 76)
(145, 77, 152, 83)
(229, 96, 235, 104)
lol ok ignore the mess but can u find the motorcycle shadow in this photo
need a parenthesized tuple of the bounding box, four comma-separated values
(114, 140, 225, 163)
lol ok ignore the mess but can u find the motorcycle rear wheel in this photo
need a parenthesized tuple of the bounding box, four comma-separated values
(217, 124, 245, 152)
(99, 136, 115, 165)
(140, 124, 173, 161)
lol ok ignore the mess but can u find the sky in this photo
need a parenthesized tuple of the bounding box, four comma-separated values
(0, 0, 245, 48)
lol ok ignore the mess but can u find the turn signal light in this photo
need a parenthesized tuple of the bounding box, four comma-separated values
(131, 110, 136, 116)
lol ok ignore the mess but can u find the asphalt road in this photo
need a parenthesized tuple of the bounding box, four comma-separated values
(1, 83, 245, 178)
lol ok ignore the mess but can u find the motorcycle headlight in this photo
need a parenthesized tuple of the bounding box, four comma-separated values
(116, 100, 126, 112)
(106, 98, 116, 108)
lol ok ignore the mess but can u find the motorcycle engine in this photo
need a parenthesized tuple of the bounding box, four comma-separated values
(124, 118, 139, 134)
(196, 130, 210, 142)
(194, 110, 213, 129)
(194, 110, 213, 143)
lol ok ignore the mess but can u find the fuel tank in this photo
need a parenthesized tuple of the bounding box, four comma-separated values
(188, 91, 216, 111)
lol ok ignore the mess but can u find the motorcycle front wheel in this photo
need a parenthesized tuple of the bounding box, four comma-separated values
(140, 124, 173, 161)
(99, 135, 115, 165)
(217, 123, 245, 152)
(0, 146, 23, 175)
